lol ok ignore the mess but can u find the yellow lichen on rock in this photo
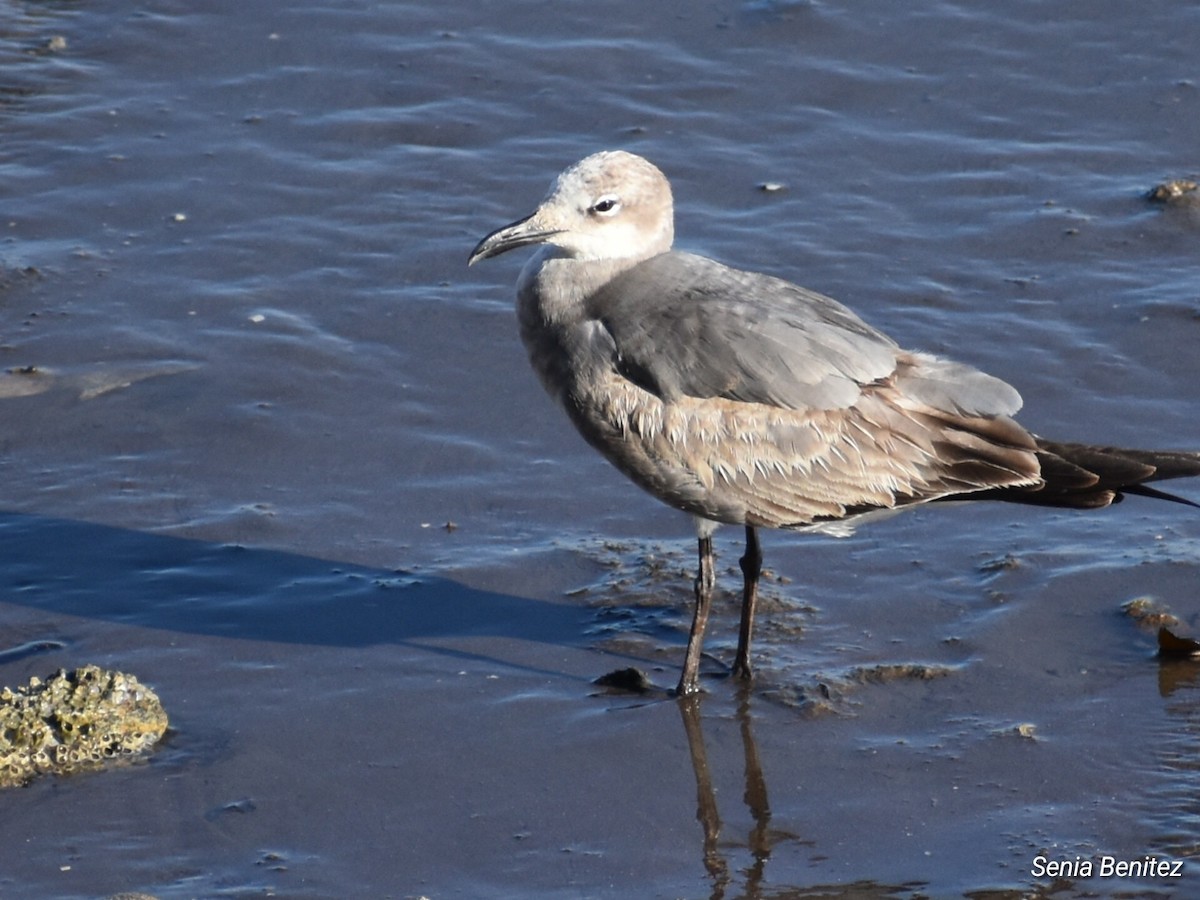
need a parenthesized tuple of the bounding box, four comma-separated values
(0, 666, 168, 788)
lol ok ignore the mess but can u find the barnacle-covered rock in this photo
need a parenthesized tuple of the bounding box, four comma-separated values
(0, 666, 168, 788)
(1147, 178, 1199, 205)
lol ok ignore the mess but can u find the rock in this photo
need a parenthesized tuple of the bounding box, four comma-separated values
(1147, 179, 1199, 205)
(0, 666, 168, 788)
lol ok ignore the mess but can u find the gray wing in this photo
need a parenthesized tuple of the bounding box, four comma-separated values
(586, 251, 1021, 416)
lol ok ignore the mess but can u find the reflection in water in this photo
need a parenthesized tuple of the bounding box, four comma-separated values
(672, 653, 1200, 898)
(678, 689, 797, 900)
(677, 692, 937, 900)
(1152, 655, 1200, 867)
(1158, 659, 1200, 699)
(680, 693, 731, 894)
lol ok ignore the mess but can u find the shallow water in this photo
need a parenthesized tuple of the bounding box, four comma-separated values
(1, 0, 1199, 897)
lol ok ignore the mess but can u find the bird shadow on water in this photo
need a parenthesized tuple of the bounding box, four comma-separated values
(0, 509, 594, 680)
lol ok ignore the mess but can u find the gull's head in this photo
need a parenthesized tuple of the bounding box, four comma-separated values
(468, 150, 674, 266)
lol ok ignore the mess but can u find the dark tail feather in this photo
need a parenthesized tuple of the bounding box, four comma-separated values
(1120, 483, 1200, 509)
(981, 438, 1200, 509)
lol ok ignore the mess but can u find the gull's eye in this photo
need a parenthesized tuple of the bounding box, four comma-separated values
(589, 195, 621, 216)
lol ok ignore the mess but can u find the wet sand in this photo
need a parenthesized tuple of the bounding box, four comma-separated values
(4, 511, 1200, 897)
(2, 0, 1199, 897)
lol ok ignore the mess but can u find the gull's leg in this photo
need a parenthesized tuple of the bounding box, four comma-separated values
(733, 525, 762, 681)
(678, 533, 716, 696)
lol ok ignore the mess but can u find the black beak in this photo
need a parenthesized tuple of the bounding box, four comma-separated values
(468, 213, 562, 266)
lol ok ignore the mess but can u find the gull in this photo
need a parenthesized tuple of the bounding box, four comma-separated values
(468, 149, 1200, 696)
